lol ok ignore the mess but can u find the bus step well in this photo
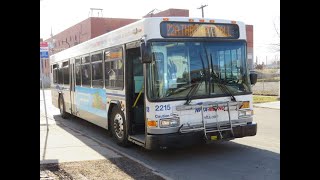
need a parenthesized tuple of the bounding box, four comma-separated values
(128, 134, 145, 146)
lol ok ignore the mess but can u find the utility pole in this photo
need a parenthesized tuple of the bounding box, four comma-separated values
(197, 4, 208, 18)
(266, 56, 268, 66)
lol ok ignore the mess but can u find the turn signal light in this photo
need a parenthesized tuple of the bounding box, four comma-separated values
(147, 119, 158, 127)
(240, 101, 250, 109)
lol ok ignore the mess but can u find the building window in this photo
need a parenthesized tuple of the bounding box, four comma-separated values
(75, 35, 77, 41)
(70, 36, 72, 41)
(105, 47, 124, 89)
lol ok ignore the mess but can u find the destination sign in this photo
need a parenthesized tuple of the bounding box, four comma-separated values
(160, 22, 239, 38)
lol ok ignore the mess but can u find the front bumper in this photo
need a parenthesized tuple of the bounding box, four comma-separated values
(145, 122, 257, 150)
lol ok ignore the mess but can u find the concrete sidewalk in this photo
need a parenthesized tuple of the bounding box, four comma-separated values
(40, 115, 166, 179)
(40, 90, 121, 164)
(40, 115, 121, 164)
(254, 101, 280, 110)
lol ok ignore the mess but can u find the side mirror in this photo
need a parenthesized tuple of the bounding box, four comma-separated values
(140, 42, 152, 63)
(249, 71, 258, 85)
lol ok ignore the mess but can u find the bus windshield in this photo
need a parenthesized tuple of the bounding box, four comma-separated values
(147, 41, 252, 101)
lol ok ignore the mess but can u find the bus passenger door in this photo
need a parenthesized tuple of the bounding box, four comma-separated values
(125, 44, 145, 135)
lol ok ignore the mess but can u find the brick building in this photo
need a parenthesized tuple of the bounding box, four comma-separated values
(246, 25, 254, 70)
(45, 17, 139, 54)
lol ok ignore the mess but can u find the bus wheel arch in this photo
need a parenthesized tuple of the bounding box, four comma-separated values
(107, 103, 117, 136)
(108, 101, 121, 130)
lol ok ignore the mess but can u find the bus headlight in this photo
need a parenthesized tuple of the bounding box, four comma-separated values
(239, 109, 253, 118)
(160, 118, 180, 128)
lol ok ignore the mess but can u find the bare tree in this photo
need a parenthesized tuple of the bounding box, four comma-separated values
(269, 17, 280, 52)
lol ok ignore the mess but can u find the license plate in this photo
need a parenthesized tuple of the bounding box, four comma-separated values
(210, 135, 218, 140)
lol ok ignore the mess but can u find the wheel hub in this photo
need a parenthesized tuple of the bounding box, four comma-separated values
(113, 113, 124, 139)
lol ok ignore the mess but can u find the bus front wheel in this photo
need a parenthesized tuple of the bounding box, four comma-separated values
(59, 95, 69, 119)
(111, 107, 129, 146)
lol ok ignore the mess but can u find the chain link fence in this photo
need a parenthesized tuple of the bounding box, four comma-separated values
(252, 69, 280, 96)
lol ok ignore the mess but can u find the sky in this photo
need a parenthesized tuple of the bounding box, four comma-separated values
(40, 0, 280, 64)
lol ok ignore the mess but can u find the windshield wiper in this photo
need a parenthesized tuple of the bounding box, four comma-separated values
(207, 52, 237, 102)
(184, 52, 208, 105)
(217, 77, 236, 102)
(184, 82, 201, 105)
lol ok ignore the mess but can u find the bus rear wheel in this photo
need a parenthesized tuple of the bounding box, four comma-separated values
(59, 95, 69, 119)
(111, 107, 129, 146)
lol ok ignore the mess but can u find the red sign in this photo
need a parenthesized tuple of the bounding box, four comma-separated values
(40, 42, 48, 47)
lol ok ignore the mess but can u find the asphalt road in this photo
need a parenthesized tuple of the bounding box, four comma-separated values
(40, 90, 280, 180)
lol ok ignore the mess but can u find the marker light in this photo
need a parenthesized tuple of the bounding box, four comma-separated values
(147, 119, 158, 127)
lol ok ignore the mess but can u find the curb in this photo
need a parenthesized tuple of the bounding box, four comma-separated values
(253, 105, 280, 110)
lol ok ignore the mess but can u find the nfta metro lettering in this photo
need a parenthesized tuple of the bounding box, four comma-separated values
(195, 106, 225, 113)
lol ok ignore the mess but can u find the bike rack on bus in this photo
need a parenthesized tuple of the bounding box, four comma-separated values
(177, 101, 247, 140)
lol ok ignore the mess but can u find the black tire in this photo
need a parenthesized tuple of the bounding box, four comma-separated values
(110, 107, 129, 146)
(59, 95, 69, 119)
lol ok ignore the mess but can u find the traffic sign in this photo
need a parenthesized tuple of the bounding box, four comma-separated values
(40, 42, 49, 58)
(40, 42, 48, 47)
(40, 51, 49, 58)
(40, 47, 49, 52)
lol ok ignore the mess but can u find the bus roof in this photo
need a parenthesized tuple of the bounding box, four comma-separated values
(50, 17, 246, 63)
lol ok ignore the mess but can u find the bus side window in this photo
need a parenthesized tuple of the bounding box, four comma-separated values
(91, 52, 103, 88)
(75, 58, 81, 86)
(58, 68, 63, 85)
(105, 47, 124, 89)
(62, 61, 69, 85)
(52, 64, 59, 84)
(81, 56, 91, 87)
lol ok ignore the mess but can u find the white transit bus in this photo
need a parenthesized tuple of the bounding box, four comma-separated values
(50, 17, 258, 150)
